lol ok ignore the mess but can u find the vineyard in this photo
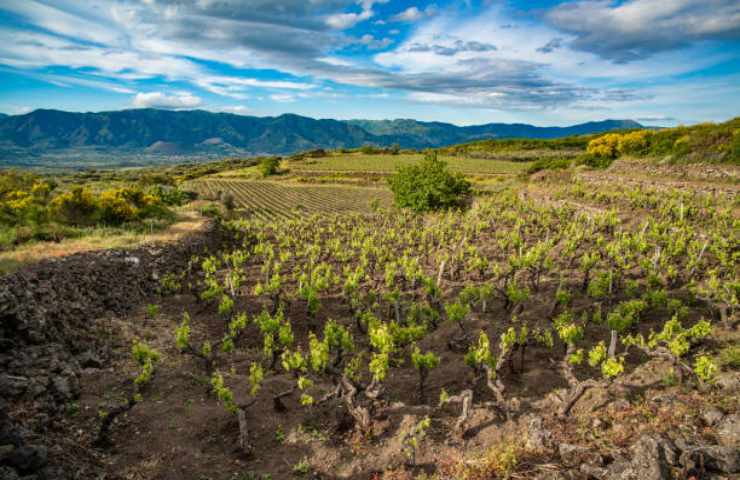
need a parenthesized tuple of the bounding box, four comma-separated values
(190, 179, 393, 219)
(68, 165, 740, 479)
(285, 153, 532, 176)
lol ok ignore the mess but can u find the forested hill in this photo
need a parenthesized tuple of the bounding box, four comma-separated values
(0, 109, 642, 159)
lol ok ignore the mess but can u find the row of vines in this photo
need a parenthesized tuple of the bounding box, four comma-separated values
(110, 183, 737, 466)
(191, 179, 393, 221)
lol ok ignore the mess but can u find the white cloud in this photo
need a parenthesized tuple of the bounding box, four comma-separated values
(547, 0, 740, 62)
(270, 93, 297, 102)
(391, 7, 424, 22)
(359, 34, 393, 50)
(326, 9, 372, 29)
(391, 5, 438, 22)
(132, 91, 203, 109)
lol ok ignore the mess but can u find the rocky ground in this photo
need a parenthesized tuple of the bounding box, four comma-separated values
(0, 221, 230, 479)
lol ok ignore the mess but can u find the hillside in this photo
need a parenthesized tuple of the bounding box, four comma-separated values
(348, 118, 641, 146)
(0, 109, 643, 166)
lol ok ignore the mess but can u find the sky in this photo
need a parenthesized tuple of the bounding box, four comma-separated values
(0, 0, 738, 126)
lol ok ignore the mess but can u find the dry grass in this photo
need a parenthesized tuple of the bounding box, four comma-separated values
(0, 205, 207, 274)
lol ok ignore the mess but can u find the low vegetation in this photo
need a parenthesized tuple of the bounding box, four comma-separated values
(0, 170, 193, 250)
(587, 117, 740, 164)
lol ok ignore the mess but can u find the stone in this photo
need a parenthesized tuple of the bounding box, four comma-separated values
(559, 443, 601, 468)
(0, 444, 14, 457)
(50, 376, 77, 401)
(605, 399, 630, 415)
(701, 407, 725, 427)
(3, 445, 47, 474)
(0, 466, 20, 480)
(580, 463, 608, 479)
(716, 414, 739, 448)
(572, 387, 610, 415)
(76, 351, 102, 369)
(714, 371, 740, 392)
(606, 434, 678, 480)
(681, 445, 740, 474)
(524, 415, 551, 452)
(0, 376, 29, 398)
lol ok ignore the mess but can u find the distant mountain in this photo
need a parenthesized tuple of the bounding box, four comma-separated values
(0, 113, 7, 120)
(346, 118, 642, 147)
(0, 109, 642, 165)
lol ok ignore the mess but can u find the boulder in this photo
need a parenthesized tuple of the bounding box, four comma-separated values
(1, 445, 47, 474)
(716, 414, 739, 448)
(700, 407, 725, 427)
(76, 351, 102, 369)
(714, 372, 740, 393)
(606, 434, 678, 480)
(0, 466, 20, 480)
(681, 445, 740, 474)
(524, 415, 551, 452)
(0, 377, 28, 398)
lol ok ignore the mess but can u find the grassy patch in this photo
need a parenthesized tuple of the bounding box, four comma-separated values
(0, 205, 206, 274)
(285, 153, 531, 175)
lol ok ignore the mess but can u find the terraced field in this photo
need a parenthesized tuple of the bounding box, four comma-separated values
(286, 153, 531, 175)
(192, 179, 393, 220)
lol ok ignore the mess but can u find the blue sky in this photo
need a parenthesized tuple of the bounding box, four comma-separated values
(0, 0, 738, 126)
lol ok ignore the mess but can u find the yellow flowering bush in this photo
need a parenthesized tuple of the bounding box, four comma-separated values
(617, 130, 653, 155)
(98, 189, 138, 224)
(587, 133, 621, 158)
(49, 187, 99, 226)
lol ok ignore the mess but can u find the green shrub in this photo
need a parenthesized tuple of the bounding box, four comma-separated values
(387, 152, 471, 212)
(222, 192, 236, 211)
(50, 187, 99, 226)
(577, 153, 614, 169)
(200, 203, 222, 218)
(526, 157, 572, 175)
(719, 345, 740, 370)
(360, 144, 380, 155)
(259, 157, 281, 177)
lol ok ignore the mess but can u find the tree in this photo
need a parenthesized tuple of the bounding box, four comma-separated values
(387, 152, 471, 212)
(259, 157, 281, 177)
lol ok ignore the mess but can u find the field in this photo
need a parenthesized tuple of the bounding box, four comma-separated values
(36, 158, 735, 480)
(191, 179, 393, 220)
(2, 128, 739, 480)
(285, 153, 532, 175)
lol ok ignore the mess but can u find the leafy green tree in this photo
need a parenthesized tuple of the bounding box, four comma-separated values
(387, 152, 471, 212)
(259, 157, 281, 177)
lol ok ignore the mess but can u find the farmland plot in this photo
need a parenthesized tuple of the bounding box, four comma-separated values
(191, 179, 393, 220)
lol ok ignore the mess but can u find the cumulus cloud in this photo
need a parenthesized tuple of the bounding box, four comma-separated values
(326, 9, 373, 29)
(390, 6, 438, 22)
(132, 91, 203, 109)
(547, 0, 740, 62)
(326, 0, 390, 29)
(360, 34, 393, 50)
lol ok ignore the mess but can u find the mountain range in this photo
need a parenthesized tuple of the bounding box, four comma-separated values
(0, 109, 642, 165)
